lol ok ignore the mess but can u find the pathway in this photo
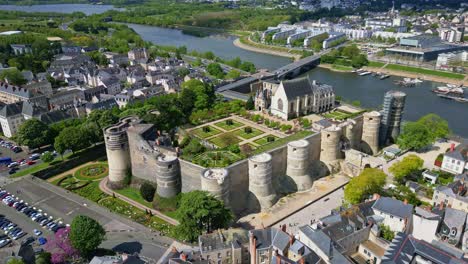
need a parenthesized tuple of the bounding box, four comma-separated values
(46, 161, 97, 183)
(99, 177, 180, 226)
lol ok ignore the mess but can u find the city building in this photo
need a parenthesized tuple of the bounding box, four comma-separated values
(385, 35, 468, 61)
(381, 233, 466, 264)
(437, 208, 467, 247)
(412, 207, 441, 243)
(439, 27, 465, 43)
(322, 32, 346, 49)
(432, 177, 468, 213)
(254, 77, 335, 120)
(436, 51, 468, 70)
(441, 143, 468, 175)
(372, 196, 414, 233)
(198, 229, 249, 263)
(379, 90, 406, 146)
(0, 82, 48, 109)
(249, 226, 321, 264)
(10, 44, 32, 55)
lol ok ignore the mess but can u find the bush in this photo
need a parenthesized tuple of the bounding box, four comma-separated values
(267, 136, 275, 142)
(244, 127, 253, 133)
(41, 152, 54, 163)
(264, 119, 270, 126)
(140, 182, 156, 202)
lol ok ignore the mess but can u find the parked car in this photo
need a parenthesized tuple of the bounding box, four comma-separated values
(29, 154, 40, 160)
(7, 162, 18, 168)
(27, 161, 36, 166)
(33, 229, 42, 236)
(8, 169, 16, 175)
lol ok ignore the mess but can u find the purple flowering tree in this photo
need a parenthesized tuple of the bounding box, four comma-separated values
(44, 227, 80, 263)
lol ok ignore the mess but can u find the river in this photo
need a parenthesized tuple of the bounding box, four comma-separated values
(0, 4, 119, 15)
(2, 4, 467, 137)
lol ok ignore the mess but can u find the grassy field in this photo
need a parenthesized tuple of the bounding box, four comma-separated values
(115, 187, 153, 208)
(209, 136, 241, 148)
(368, 61, 386, 68)
(214, 119, 244, 131)
(384, 64, 465, 80)
(254, 135, 279, 146)
(233, 127, 264, 140)
(323, 111, 351, 120)
(239, 36, 303, 56)
(191, 125, 222, 139)
(332, 64, 354, 71)
(253, 131, 314, 154)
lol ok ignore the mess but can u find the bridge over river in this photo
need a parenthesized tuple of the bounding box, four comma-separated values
(217, 53, 323, 100)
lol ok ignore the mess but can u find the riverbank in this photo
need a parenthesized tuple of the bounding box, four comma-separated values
(363, 65, 467, 86)
(318, 63, 353, 72)
(233, 38, 301, 61)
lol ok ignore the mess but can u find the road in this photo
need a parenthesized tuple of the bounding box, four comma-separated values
(1, 177, 175, 260)
(275, 187, 345, 236)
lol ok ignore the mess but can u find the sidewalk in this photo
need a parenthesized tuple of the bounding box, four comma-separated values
(99, 177, 180, 226)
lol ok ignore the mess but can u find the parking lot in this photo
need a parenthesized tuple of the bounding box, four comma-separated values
(0, 177, 174, 260)
(0, 138, 47, 175)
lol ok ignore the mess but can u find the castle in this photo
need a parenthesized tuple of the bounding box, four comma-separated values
(103, 108, 399, 217)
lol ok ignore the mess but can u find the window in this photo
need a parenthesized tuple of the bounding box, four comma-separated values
(390, 215, 393, 219)
(364, 249, 368, 254)
(277, 99, 283, 111)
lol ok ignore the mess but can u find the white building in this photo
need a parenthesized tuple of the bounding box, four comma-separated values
(441, 144, 468, 175)
(439, 27, 465, 43)
(0, 102, 24, 138)
(371, 197, 413, 233)
(436, 51, 468, 70)
(411, 207, 441, 243)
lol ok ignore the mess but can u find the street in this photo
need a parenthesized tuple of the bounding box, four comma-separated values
(275, 187, 345, 235)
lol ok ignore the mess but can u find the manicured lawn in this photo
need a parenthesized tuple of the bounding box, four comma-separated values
(74, 163, 108, 181)
(209, 136, 241, 148)
(254, 135, 279, 146)
(240, 143, 257, 150)
(214, 119, 244, 131)
(191, 125, 221, 139)
(253, 131, 314, 154)
(233, 127, 264, 140)
(385, 64, 465, 80)
(11, 152, 73, 178)
(115, 187, 153, 208)
(368, 61, 386, 68)
(332, 64, 353, 71)
(192, 150, 243, 167)
(323, 111, 350, 120)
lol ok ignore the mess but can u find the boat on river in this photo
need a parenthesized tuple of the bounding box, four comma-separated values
(379, 74, 390, 80)
(432, 85, 464, 96)
(437, 94, 468, 103)
(359, 71, 371, 76)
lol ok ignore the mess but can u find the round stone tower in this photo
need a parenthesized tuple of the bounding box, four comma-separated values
(345, 120, 360, 150)
(286, 140, 313, 191)
(155, 155, 181, 198)
(320, 126, 343, 163)
(248, 153, 277, 211)
(361, 111, 381, 155)
(104, 116, 139, 189)
(201, 168, 230, 207)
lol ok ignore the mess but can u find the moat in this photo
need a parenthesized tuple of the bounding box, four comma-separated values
(2, 4, 467, 137)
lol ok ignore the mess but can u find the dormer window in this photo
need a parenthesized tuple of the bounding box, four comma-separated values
(451, 228, 457, 236)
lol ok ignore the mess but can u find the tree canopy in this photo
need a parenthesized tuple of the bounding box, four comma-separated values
(397, 114, 449, 150)
(344, 168, 387, 204)
(175, 191, 232, 242)
(206, 63, 225, 79)
(0, 68, 27, 86)
(69, 215, 105, 256)
(16, 119, 53, 149)
(389, 154, 424, 184)
(54, 126, 90, 155)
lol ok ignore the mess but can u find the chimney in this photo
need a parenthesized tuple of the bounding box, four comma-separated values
(289, 235, 295, 246)
(250, 233, 257, 264)
(403, 199, 408, 205)
(439, 202, 444, 210)
(299, 257, 305, 264)
(275, 250, 281, 264)
(450, 143, 455, 152)
(372, 193, 381, 201)
(281, 224, 286, 233)
(180, 253, 187, 261)
(121, 253, 128, 261)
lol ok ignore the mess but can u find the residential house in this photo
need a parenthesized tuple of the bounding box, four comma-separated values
(0, 102, 24, 137)
(250, 226, 321, 264)
(10, 44, 32, 55)
(371, 197, 414, 233)
(381, 232, 466, 264)
(437, 208, 467, 247)
(412, 207, 441, 243)
(432, 179, 468, 213)
(198, 228, 249, 264)
(442, 143, 468, 175)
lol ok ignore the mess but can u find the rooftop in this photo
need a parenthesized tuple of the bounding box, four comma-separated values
(372, 197, 414, 219)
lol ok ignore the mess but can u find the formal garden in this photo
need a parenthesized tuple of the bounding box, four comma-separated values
(322, 109, 365, 121)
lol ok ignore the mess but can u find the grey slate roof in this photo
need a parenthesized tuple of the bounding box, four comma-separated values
(372, 197, 414, 219)
(445, 150, 467, 162)
(280, 77, 334, 100)
(22, 101, 47, 117)
(443, 208, 467, 230)
(381, 233, 466, 264)
(250, 227, 290, 251)
(0, 102, 23, 117)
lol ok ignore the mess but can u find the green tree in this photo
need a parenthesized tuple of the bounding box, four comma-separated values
(175, 191, 232, 242)
(7, 259, 24, 264)
(16, 119, 53, 149)
(240, 61, 256, 73)
(206, 63, 225, 79)
(36, 252, 51, 264)
(177, 67, 190, 77)
(54, 126, 91, 154)
(41, 152, 54, 163)
(245, 96, 255, 110)
(397, 122, 433, 150)
(389, 154, 424, 183)
(140, 182, 156, 202)
(225, 69, 241, 79)
(0, 68, 27, 86)
(379, 224, 395, 241)
(344, 168, 387, 204)
(181, 79, 215, 110)
(417, 114, 449, 140)
(69, 215, 105, 256)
